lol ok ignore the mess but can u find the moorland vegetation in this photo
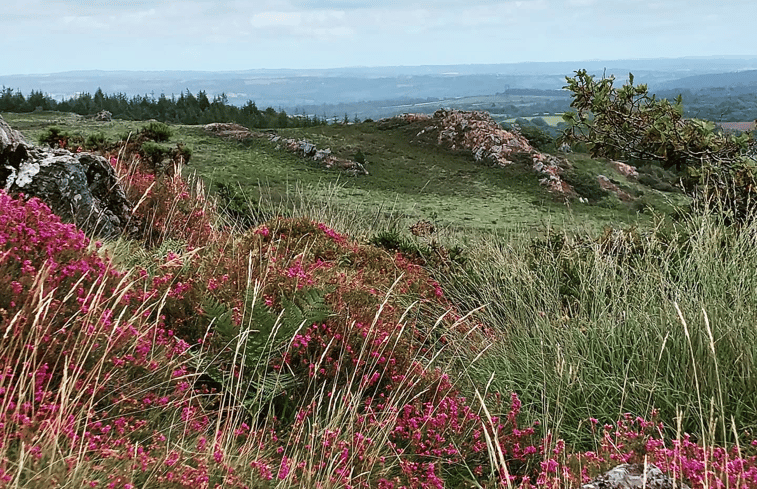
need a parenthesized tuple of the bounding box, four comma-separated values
(1, 71, 757, 488)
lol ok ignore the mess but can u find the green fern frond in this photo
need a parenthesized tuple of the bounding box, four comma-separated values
(197, 287, 333, 420)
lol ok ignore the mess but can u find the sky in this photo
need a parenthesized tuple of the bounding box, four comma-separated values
(2, 0, 756, 75)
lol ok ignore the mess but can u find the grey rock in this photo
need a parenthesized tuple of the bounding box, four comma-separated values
(298, 140, 316, 156)
(94, 110, 112, 122)
(314, 148, 332, 161)
(1, 115, 131, 238)
(582, 464, 691, 489)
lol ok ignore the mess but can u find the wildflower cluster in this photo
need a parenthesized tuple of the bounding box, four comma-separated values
(109, 152, 218, 248)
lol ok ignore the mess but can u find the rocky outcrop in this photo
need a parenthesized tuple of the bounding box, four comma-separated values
(203, 123, 368, 176)
(610, 160, 639, 180)
(93, 110, 112, 122)
(204, 122, 254, 140)
(269, 135, 369, 176)
(387, 109, 574, 197)
(597, 175, 635, 202)
(582, 464, 691, 489)
(1, 115, 131, 238)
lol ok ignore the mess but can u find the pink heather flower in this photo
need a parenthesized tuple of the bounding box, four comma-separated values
(317, 222, 345, 242)
(234, 423, 250, 436)
(278, 456, 290, 479)
(255, 226, 270, 237)
(165, 451, 180, 467)
(250, 461, 273, 480)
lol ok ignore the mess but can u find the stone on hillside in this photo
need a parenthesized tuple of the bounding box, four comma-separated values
(581, 463, 691, 489)
(1, 115, 131, 238)
(387, 109, 575, 198)
(597, 175, 635, 202)
(299, 140, 317, 156)
(203, 122, 254, 140)
(314, 148, 332, 161)
(94, 110, 112, 122)
(611, 160, 639, 179)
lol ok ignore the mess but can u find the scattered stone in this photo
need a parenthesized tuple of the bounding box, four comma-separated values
(610, 160, 639, 179)
(267, 134, 368, 176)
(94, 110, 112, 122)
(582, 463, 691, 489)
(202, 124, 367, 175)
(314, 148, 332, 161)
(597, 175, 635, 202)
(204, 122, 254, 140)
(1, 115, 131, 238)
(299, 140, 316, 156)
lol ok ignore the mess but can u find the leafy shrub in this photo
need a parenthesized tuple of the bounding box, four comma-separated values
(140, 120, 173, 142)
(518, 124, 555, 151)
(37, 126, 71, 148)
(563, 170, 610, 202)
(370, 228, 466, 267)
(637, 164, 678, 192)
(139, 140, 171, 166)
(173, 142, 192, 163)
(370, 229, 424, 257)
(85, 131, 109, 150)
(561, 69, 757, 220)
(214, 181, 275, 228)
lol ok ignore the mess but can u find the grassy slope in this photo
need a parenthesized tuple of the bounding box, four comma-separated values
(1, 111, 688, 238)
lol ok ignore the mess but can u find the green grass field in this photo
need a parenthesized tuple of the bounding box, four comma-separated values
(2, 111, 687, 239)
(502, 114, 566, 126)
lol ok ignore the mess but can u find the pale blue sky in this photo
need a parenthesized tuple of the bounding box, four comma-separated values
(2, 0, 755, 75)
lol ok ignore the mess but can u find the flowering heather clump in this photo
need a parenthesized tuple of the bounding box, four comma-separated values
(0, 191, 202, 486)
(0, 191, 110, 364)
(109, 154, 219, 248)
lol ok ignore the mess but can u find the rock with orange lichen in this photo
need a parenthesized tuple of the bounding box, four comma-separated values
(388, 109, 575, 198)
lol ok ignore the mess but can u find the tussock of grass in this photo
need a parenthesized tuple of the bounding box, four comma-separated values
(439, 212, 757, 450)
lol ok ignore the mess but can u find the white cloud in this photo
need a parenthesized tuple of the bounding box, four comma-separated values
(248, 9, 352, 41)
(1, 0, 756, 73)
(250, 11, 304, 28)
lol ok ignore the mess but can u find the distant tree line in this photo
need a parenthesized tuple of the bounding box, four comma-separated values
(0, 87, 328, 128)
(655, 87, 757, 123)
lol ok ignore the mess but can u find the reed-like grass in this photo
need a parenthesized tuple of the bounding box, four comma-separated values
(438, 210, 757, 451)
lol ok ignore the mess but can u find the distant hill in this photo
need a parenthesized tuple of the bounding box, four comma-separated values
(3, 57, 757, 112)
(659, 70, 757, 90)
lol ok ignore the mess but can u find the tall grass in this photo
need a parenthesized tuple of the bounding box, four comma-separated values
(438, 210, 757, 450)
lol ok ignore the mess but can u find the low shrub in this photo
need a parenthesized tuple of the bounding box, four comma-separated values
(37, 126, 72, 148)
(141, 120, 173, 142)
(139, 140, 171, 166)
(85, 131, 109, 151)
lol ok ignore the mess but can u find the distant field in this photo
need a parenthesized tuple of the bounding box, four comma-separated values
(502, 114, 566, 126)
(716, 121, 756, 132)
